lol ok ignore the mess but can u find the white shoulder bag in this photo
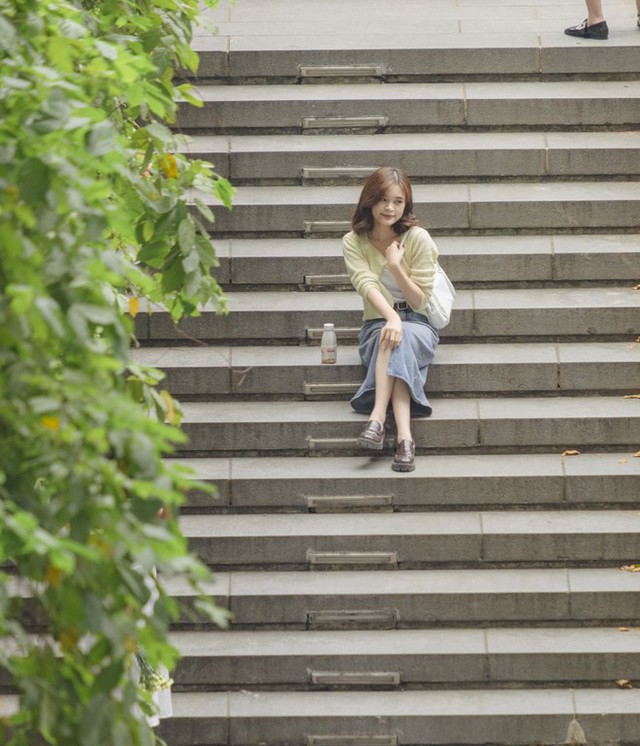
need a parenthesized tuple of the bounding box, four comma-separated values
(400, 231, 456, 330)
(427, 260, 456, 329)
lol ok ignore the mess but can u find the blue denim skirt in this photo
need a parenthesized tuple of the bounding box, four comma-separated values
(350, 310, 439, 417)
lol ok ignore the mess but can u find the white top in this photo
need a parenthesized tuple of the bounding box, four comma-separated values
(380, 267, 405, 303)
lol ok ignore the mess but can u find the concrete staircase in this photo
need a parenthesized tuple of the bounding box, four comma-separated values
(139, 2, 640, 744)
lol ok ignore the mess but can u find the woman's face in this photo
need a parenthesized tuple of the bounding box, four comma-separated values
(371, 184, 406, 229)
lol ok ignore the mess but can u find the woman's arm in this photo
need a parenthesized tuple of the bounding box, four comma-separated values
(384, 240, 426, 309)
(343, 233, 403, 350)
(366, 287, 403, 351)
(391, 229, 438, 314)
(342, 232, 380, 301)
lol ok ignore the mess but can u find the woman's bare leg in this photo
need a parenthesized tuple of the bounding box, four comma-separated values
(368, 343, 394, 426)
(391, 378, 413, 442)
(585, 0, 605, 24)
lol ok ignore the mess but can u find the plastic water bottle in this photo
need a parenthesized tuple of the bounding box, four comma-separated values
(320, 322, 337, 364)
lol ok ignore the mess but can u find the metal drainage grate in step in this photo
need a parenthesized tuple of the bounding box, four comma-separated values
(307, 609, 399, 630)
(307, 737, 399, 746)
(306, 326, 359, 341)
(299, 64, 387, 79)
(307, 551, 399, 568)
(306, 436, 360, 451)
(304, 220, 353, 234)
(309, 671, 401, 687)
(302, 167, 378, 182)
(304, 273, 352, 287)
(302, 116, 388, 130)
(306, 494, 395, 513)
(303, 382, 360, 396)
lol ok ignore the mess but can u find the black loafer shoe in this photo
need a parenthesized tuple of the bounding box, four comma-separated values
(392, 439, 415, 472)
(564, 19, 609, 39)
(358, 420, 385, 450)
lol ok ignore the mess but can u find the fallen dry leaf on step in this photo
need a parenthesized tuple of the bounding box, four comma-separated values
(620, 565, 640, 573)
(561, 449, 581, 456)
(635, 452, 640, 458)
(623, 394, 640, 399)
(615, 679, 634, 689)
(619, 458, 629, 464)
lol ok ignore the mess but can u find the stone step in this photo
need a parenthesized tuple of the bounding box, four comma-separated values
(169, 566, 640, 628)
(171, 626, 640, 688)
(180, 510, 640, 569)
(205, 234, 640, 288)
(191, 181, 640, 235)
(159, 687, 640, 746)
(177, 81, 640, 132)
(176, 396, 640, 455)
(136, 287, 639, 343)
(192, 1, 640, 80)
(133, 341, 639, 398)
(187, 132, 640, 183)
(3, 684, 638, 746)
(171, 452, 640, 512)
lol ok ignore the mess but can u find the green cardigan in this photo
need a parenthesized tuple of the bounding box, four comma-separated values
(342, 226, 438, 321)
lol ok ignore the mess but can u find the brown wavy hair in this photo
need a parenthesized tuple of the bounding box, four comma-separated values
(351, 166, 419, 235)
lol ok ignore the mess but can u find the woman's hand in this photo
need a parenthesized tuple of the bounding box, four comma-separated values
(380, 312, 403, 351)
(384, 240, 405, 268)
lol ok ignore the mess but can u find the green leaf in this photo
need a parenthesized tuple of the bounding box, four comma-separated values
(213, 177, 235, 209)
(137, 240, 167, 266)
(59, 17, 87, 39)
(161, 257, 185, 293)
(176, 83, 204, 108)
(74, 304, 117, 326)
(95, 39, 118, 60)
(0, 15, 17, 53)
(87, 120, 117, 157)
(177, 218, 195, 253)
(78, 694, 113, 746)
(18, 159, 50, 206)
(193, 198, 214, 224)
(47, 36, 73, 72)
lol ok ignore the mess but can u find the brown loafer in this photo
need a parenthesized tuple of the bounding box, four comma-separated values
(357, 419, 385, 450)
(392, 439, 415, 472)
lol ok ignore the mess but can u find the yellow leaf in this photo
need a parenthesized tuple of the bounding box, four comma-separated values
(46, 565, 63, 587)
(619, 627, 631, 632)
(59, 628, 79, 653)
(124, 636, 137, 654)
(129, 296, 139, 318)
(615, 679, 634, 689)
(161, 389, 177, 425)
(620, 565, 640, 573)
(561, 449, 581, 456)
(623, 394, 640, 399)
(619, 458, 628, 464)
(159, 153, 178, 179)
(635, 452, 640, 458)
(40, 415, 60, 431)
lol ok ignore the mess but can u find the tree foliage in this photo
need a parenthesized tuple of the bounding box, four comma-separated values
(0, 0, 232, 743)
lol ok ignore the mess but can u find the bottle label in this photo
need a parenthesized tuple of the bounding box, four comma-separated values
(321, 346, 337, 364)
